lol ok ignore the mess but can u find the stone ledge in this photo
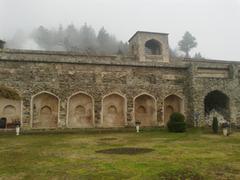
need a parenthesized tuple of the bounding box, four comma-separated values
(0, 49, 188, 69)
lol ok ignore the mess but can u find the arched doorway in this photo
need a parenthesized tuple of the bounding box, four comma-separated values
(204, 90, 230, 122)
(102, 93, 126, 127)
(0, 87, 21, 128)
(164, 95, 183, 124)
(68, 92, 94, 128)
(134, 93, 157, 126)
(32, 92, 59, 128)
(145, 39, 161, 55)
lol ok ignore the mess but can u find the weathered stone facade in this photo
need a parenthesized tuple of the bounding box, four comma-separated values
(0, 31, 240, 129)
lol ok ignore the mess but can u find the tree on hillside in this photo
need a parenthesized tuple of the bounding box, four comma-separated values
(79, 23, 98, 53)
(98, 27, 116, 54)
(32, 26, 55, 50)
(63, 24, 81, 51)
(117, 41, 128, 55)
(31, 23, 129, 55)
(178, 31, 197, 58)
(193, 52, 204, 59)
(6, 30, 28, 49)
(170, 48, 185, 58)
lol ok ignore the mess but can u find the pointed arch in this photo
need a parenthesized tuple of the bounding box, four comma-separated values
(163, 94, 184, 124)
(145, 39, 162, 55)
(204, 90, 230, 119)
(31, 91, 60, 128)
(101, 92, 127, 127)
(133, 93, 157, 126)
(0, 87, 22, 128)
(67, 91, 94, 128)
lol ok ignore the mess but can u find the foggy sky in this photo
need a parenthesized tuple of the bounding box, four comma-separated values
(1, 0, 240, 61)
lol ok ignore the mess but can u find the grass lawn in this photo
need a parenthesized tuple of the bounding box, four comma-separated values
(0, 128, 240, 179)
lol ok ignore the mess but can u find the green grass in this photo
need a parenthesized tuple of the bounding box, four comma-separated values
(0, 128, 240, 179)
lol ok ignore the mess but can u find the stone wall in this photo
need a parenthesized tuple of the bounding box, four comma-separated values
(129, 31, 170, 63)
(0, 49, 240, 129)
(186, 61, 240, 126)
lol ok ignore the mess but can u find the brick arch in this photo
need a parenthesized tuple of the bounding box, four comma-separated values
(101, 92, 127, 127)
(67, 91, 94, 128)
(31, 91, 60, 128)
(133, 93, 157, 126)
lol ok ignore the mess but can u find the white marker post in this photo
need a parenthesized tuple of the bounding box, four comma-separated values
(136, 121, 141, 133)
(16, 125, 20, 136)
(15, 120, 21, 136)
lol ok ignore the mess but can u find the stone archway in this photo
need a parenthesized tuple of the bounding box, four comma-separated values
(134, 93, 157, 126)
(102, 93, 126, 127)
(145, 39, 162, 55)
(204, 90, 230, 122)
(0, 87, 21, 128)
(32, 92, 59, 128)
(164, 95, 183, 124)
(68, 92, 94, 128)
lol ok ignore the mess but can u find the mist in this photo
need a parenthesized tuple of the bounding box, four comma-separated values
(1, 0, 240, 60)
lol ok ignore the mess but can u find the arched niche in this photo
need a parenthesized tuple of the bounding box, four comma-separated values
(0, 87, 21, 127)
(145, 39, 161, 55)
(204, 90, 230, 120)
(134, 93, 157, 126)
(32, 91, 59, 128)
(164, 95, 183, 124)
(102, 93, 126, 127)
(68, 92, 94, 128)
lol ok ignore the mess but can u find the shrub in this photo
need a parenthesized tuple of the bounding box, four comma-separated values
(167, 112, 186, 132)
(212, 117, 218, 133)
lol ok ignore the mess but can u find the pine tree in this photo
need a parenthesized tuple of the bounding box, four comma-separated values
(178, 31, 197, 58)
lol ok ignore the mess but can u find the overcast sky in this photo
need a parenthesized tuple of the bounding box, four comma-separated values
(1, 0, 240, 60)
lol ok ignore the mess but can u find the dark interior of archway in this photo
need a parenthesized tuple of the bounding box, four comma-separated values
(204, 91, 229, 117)
(145, 39, 161, 55)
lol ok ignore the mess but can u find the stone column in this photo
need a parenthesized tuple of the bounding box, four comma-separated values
(59, 99, 67, 128)
(229, 64, 239, 124)
(127, 95, 134, 127)
(229, 64, 239, 80)
(21, 96, 31, 128)
(186, 63, 204, 126)
(229, 97, 236, 123)
(157, 99, 164, 126)
(94, 98, 102, 128)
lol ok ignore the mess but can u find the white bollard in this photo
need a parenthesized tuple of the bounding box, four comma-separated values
(223, 128, 228, 136)
(16, 126, 20, 136)
(136, 125, 140, 133)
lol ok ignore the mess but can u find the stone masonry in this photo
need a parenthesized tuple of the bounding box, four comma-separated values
(0, 31, 239, 129)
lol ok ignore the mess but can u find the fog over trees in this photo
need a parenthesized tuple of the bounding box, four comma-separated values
(1, 0, 240, 60)
(5, 24, 203, 58)
(6, 23, 129, 55)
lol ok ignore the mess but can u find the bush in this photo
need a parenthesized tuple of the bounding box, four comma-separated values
(212, 117, 218, 133)
(167, 112, 186, 132)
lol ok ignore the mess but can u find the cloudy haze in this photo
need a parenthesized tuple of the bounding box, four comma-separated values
(1, 0, 240, 60)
